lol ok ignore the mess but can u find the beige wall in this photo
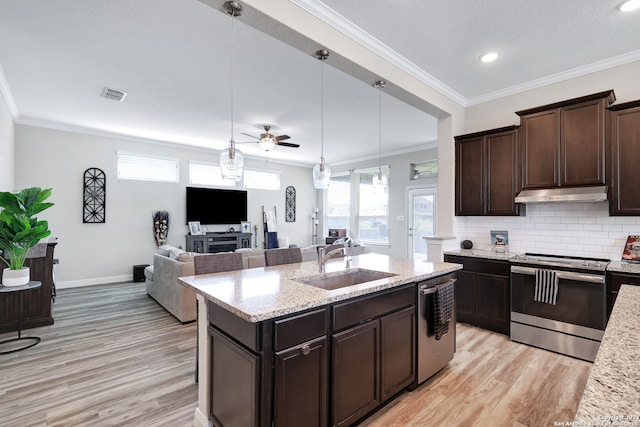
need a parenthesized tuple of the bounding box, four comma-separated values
(0, 86, 14, 191)
(14, 125, 317, 286)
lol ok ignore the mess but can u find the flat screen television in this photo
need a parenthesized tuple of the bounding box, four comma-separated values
(186, 187, 247, 224)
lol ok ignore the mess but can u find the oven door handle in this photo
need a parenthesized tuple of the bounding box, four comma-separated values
(510, 265, 605, 284)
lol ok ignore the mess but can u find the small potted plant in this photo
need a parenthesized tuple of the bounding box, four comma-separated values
(0, 187, 54, 287)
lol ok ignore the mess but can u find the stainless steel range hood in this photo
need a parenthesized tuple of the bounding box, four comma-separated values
(514, 186, 608, 203)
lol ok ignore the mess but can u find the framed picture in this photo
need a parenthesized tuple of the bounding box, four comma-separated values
(240, 221, 251, 233)
(188, 221, 202, 236)
(490, 230, 509, 252)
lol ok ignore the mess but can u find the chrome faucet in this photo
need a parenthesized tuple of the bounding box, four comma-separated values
(319, 247, 346, 273)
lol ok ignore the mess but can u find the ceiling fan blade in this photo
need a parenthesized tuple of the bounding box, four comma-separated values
(240, 132, 259, 140)
(277, 142, 300, 148)
(275, 134, 291, 141)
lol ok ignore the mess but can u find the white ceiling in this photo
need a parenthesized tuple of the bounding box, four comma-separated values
(0, 0, 638, 166)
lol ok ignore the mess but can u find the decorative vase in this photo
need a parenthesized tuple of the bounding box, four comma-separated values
(2, 267, 30, 287)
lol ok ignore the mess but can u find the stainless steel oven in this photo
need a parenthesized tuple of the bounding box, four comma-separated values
(510, 254, 608, 362)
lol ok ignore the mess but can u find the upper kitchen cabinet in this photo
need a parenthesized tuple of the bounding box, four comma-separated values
(516, 90, 616, 190)
(609, 100, 640, 216)
(455, 125, 524, 216)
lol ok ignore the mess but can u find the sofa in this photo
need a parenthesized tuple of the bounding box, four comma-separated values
(144, 243, 365, 323)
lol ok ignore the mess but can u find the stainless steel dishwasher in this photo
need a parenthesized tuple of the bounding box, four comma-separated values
(416, 274, 457, 384)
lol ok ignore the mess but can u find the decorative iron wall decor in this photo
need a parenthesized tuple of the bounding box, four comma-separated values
(83, 168, 106, 223)
(285, 186, 296, 222)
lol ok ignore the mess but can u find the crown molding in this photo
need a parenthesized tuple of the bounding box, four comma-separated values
(467, 49, 640, 106)
(0, 63, 19, 118)
(290, 0, 468, 107)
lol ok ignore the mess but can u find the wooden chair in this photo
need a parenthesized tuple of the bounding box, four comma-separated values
(264, 247, 302, 266)
(192, 252, 244, 382)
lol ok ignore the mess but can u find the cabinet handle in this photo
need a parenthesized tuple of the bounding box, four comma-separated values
(300, 344, 311, 355)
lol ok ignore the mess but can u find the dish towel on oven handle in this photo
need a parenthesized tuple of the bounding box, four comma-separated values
(534, 269, 559, 305)
(434, 280, 455, 340)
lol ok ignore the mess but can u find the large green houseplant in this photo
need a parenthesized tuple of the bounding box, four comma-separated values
(0, 187, 54, 286)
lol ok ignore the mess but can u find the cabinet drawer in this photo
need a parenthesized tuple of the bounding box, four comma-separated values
(332, 285, 414, 331)
(444, 255, 509, 277)
(274, 308, 328, 352)
(208, 300, 260, 352)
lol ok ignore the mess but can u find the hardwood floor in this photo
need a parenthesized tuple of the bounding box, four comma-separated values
(0, 282, 591, 427)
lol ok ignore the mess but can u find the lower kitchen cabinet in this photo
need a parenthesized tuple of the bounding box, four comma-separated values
(444, 254, 510, 335)
(274, 336, 327, 427)
(606, 271, 640, 319)
(380, 306, 416, 401)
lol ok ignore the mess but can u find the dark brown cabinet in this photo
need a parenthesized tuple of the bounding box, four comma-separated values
(606, 271, 640, 319)
(455, 126, 523, 216)
(608, 100, 640, 215)
(380, 306, 416, 401)
(516, 90, 615, 190)
(444, 254, 510, 335)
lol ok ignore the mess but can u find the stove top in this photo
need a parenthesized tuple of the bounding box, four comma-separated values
(510, 253, 610, 272)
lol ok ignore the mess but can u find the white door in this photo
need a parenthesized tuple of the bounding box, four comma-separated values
(407, 187, 437, 259)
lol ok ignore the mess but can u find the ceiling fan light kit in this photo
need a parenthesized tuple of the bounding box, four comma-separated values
(220, 1, 244, 181)
(372, 79, 388, 194)
(313, 49, 332, 190)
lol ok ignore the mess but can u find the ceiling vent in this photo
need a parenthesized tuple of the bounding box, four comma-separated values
(102, 87, 127, 102)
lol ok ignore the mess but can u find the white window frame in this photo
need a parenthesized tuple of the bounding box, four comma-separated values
(188, 160, 236, 187)
(116, 150, 179, 183)
(243, 168, 281, 191)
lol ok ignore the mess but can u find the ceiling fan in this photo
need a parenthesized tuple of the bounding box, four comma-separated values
(238, 125, 300, 151)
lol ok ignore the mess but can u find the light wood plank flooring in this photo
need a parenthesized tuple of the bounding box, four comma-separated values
(0, 282, 591, 427)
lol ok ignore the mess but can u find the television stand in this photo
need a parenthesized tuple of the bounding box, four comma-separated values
(186, 233, 251, 254)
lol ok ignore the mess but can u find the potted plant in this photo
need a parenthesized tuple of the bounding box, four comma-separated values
(0, 187, 54, 287)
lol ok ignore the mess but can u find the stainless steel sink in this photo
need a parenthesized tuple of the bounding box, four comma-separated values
(299, 269, 397, 291)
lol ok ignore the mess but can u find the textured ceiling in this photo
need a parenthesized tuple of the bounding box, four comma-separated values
(0, 0, 638, 166)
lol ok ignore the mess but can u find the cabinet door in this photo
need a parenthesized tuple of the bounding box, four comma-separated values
(274, 336, 327, 427)
(210, 327, 260, 427)
(380, 306, 415, 402)
(454, 270, 476, 324)
(475, 273, 510, 335)
(455, 137, 484, 215)
(606, 272, 640, 319)
(486, 129, 521, 215)
(520, 109, 560, 189)
(610, 105, 640, 215)
(332, 320, 380, 427)
(561, 98, 607, 186)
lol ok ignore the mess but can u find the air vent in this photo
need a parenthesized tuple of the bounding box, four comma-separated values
(102, 87, 127, 102)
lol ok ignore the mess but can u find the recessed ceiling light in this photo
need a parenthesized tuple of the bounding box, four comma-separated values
(480, 52, 499, 63)
(619, 0, 640, 11)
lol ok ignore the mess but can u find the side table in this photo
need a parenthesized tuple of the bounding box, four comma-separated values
(0, 281, 42, 354)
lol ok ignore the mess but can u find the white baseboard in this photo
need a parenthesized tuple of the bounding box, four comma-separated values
(56, 274, 133, 289)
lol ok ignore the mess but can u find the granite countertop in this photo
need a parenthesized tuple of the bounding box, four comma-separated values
(444, 248, 521, 261)
(575, 284, 640, 421)
(606, 261, 640, 275)
(178, 253, 462, 323)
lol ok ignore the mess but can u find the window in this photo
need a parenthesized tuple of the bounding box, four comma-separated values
(188, 161, 235, 187)
(411, 160, 438, 180)
(244, 169, 280, 191)
(117, 151, 179, 183)
(325, 166, 389, 245)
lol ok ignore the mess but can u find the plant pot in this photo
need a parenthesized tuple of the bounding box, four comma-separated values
(2, 267, 30, 287)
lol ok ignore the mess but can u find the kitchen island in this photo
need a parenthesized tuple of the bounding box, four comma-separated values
(178, 253, 462, 427)
(574, 284, 640, 423)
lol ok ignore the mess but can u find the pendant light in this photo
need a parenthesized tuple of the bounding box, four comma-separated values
(219, 1, 244, 181)
(372, 80, 388, 194)
(312, 49, 331, 190)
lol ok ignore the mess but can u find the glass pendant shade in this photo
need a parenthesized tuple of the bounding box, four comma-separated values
(313, 157, 331, 190)
(259, 137, 276, 151)
(220, 141, 244, 181)
(372, 168, 388, 194)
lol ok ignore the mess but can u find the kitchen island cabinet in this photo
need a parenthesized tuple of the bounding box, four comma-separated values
(444, 251, 510, 335)
(179, 254, 461, 427)
(605, 261, 640, 319)
(454, 125, 523, 216)
(516, 90, 615, 189)
(608, 99, 640, 215)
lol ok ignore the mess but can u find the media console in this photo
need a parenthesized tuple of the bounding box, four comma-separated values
(186, 232, 251, 254)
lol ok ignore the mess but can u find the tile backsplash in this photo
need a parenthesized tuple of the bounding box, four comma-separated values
(452, 201, 640, 261)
